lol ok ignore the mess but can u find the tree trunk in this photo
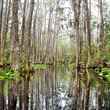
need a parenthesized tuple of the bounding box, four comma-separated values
(98, 0, 104, 49)
(0, 0, 3, 63)
(1, 0, 10, 64)
(11, 0, 19, 69)
(71, 0, 81, 109)
(20, 0, 26, 63)
(26, 0, 34, 69)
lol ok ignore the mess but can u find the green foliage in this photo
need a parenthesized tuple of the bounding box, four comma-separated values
(99, 68, 110, 82)
(32, 64, 48, 70)
(94, 67, 110, 86)
(0, 68, 18, 80)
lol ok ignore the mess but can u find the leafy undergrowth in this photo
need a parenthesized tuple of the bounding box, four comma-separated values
(0, 64, 49, 80)
(0, 68, 18, 80)
(94, 67, 110, 86)
(99, 68, 110, 82)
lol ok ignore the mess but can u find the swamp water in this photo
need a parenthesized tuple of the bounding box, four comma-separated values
(0, 65, 110, 110)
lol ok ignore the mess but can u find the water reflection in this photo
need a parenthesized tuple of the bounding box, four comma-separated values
(0, 65, 110, 110)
